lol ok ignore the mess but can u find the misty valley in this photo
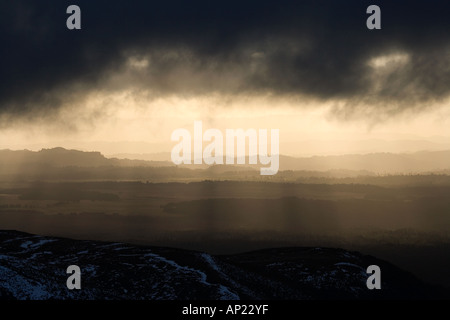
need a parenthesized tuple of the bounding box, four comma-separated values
(1, 149, 450, 293)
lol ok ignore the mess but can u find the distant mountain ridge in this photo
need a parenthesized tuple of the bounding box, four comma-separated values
(0, 147, 170, 169)
(280, 150, 450, 173)
(2, 147, 450, 174)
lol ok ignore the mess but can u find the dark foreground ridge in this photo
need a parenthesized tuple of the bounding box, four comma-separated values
(0, 230, 444, 300)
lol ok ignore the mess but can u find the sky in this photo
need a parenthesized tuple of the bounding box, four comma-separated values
(1, 0, 450, 156)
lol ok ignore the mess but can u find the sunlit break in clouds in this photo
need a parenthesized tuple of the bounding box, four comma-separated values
(0, 0, 450, 155)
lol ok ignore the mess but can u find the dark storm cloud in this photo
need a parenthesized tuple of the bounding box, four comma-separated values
(1, 0, 450, 119)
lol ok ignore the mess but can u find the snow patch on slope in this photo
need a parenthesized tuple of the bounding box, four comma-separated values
(145, 252, 239, 300)
(0, 265, 51, 299)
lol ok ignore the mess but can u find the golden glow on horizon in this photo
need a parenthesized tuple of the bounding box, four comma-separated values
(1, 90, 450, 156)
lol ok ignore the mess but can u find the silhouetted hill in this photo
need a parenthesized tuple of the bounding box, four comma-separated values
(0, 148, 171, 172)
(0, 147, 110, 167)
(0, 230, 444, 300)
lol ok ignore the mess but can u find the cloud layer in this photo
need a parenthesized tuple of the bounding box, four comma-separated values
(1, 0, 450, 122)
